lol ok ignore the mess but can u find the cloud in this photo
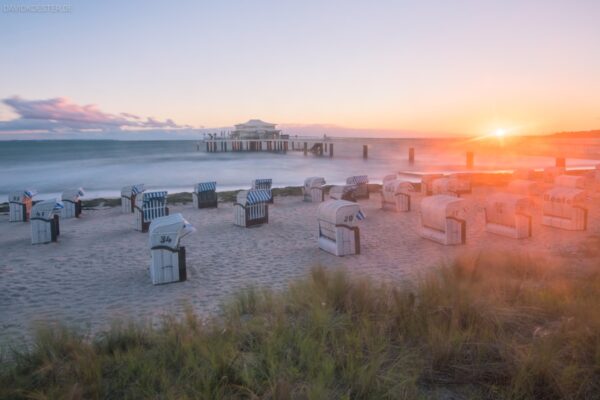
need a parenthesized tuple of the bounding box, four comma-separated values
(0, 96, 193, 133)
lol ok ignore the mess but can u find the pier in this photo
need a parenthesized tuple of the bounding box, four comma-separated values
(199, 138, 336, 158)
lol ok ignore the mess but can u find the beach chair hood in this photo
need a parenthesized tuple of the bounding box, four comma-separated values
(237, 189, 271, 206)
(383, 180, 414, 195)
(121, 184, 145, 196)
(544, 187, 586, 204)
(318, 200, 363, 226)
(382, 174, 397, 184)
(61, 188, 85, 202)
(149, 213, 196, 250)
(346, 175, 369, 185)
(554, 175, 585, 189)
(195, 181, 217, 193)
(9, 189, 36, 203)
(304, 177, 326, 189)
(486, 193, 532, 221)
(420, 195, 466, 231)
(31, 199, 64, 220)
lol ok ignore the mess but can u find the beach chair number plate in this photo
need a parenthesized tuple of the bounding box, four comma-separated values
(160, 235, 172, 244)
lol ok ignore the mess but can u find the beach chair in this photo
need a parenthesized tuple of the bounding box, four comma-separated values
(234, 189, 270, 227)
(193, 181, 218, 209)
(31, 199, 63, 245)
(346, 175, 369, 199)
(381, 180, 415, 212)
(329, 185, 357, 202)
(303, 177, 326, 202)
(420, 195, 467, 245)
(8, 190, 35, 222)
(554, 175, 585, 189)
(431, 177, 468, 197)
(507, 179, 540, 196)
(149, 213, 196, 285)
(317, 200, 364, 256)
(543, 167, 566, 184)
(542, 187, 587, 231)
(134, 191, 169, 232)
(421, 174, 444, 195)
(61, 188, 85, 219)
(484, 193, 532, 239)
(121, 184, 145, 213)
(448, 173, 472, 194)
(251, 179, 273, 203)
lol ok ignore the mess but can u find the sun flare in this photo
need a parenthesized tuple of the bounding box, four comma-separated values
(494, 128, 506, 138)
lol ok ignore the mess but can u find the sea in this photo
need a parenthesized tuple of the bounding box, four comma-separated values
(1, 138, 599, 202)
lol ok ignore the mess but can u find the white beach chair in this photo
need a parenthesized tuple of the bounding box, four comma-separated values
(554, 175, 585, 189)
(303, 177, 326, 202)
(121, 184, 145, 213)
(193, 181, 218, 209)
(346, 175, 369, 199)
(31, 199, 64, 245)
(234, 189, 270, 227)
(419, 195, 467, 245)
(542, 187, 587, 231)
(484, 193, 533, 239)
(8, 190, 35, 222)
(317, 200, 364, 256)
(381, 180, 415, 212)
(134, 191, 169, 232)
(148, 213, 196, 285)
(61, 188, 85, 219)
(251, 178, 273, 203)
(382, 174, 398, 185)
(507, 179, 540, 196)
(420, 174, 444, 195)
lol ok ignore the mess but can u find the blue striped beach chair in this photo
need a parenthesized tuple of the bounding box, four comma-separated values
(121, 184, 145, 213)
(134, 191, 169, 232)
(234, 189, 270, 227)
(346, 175, 369, 199)
(251, 178, 273, 203)
(193, 181, 218, 209)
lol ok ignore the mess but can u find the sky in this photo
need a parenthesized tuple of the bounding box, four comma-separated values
(1, 0, 599, 138)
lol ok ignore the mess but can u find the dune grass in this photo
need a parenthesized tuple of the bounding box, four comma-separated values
(1, 254, 600, 399)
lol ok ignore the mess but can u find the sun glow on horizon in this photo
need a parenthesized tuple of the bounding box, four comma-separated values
(494, 128, 506, 138)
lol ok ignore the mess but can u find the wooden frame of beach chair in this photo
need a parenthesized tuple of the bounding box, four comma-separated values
(149, 214, 195, 285)
(192, 182, 218, 209)
(317, 200, 361, 256)
(31, 200, 62, 245)
(134, 191, 169, 233)
(303, 177, 326, 202)
(251, 179, 273, 203)
(8, 190, 34, 222)
(121, 184, 145, 213)
(484, 193, 532, 239)
(419, 195, 467, 245)
(329, 185, 357, 202)
(346, 176, 369, 199)
(421, 174, 444, 195)
(542, 187, 587, 231)
(381, 180, 414, 212)
(234, 190, 270, 227)
(61, 188, 84, 219)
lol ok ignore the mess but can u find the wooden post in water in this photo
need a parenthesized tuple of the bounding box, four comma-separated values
(466, 151, 474, 169)
(330, 143, 334, 158)
(555, 157, 566, 168)
(409, 147, 415, 163)
(303, 142, 308, 156)
(363, 145, 368, 159)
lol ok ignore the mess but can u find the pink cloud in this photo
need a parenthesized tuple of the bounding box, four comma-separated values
(0, 96, 192, 132)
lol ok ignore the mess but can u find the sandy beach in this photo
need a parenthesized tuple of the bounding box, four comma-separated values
(1, 185, 599, 346)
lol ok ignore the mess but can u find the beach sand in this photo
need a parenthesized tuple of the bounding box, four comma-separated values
(1, 186, 599, 346)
